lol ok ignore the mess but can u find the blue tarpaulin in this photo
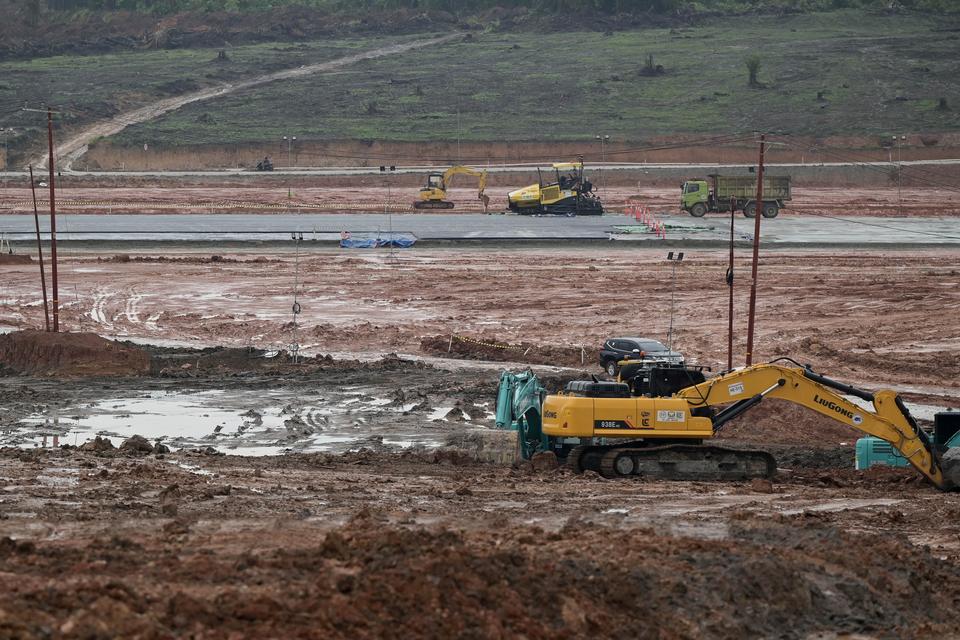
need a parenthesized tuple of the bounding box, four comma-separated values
(339, 237, 416, 248)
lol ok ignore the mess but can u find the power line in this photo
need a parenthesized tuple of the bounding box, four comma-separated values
(771, 136, 960, 196)
(800, 211, 960, 241)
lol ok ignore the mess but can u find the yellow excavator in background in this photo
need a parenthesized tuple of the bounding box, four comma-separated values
(539, 359, 959, 489)
(414, 165, 490, 211)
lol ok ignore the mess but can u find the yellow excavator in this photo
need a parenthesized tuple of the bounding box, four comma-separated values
(539, 359, 960, 489)
(414, 165, 490, 211)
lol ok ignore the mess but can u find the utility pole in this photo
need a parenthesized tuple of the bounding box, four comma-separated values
(744, 134, 765, 365)
(0, 127, 12, 170)
(381, 164, 397, 261)
(290, 233, 302, 365)
(47, 107, 59, 333)
(28, 166, 50, 331)
(283, 135, 296, 198)
(666, 251, 684, 351)
(726, 195, 735, 371)
(894, 135, 905, 215)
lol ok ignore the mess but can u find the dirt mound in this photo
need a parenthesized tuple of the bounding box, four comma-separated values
(2, 514, 959, 638)
(0, 254, 32, 264)
(717, 398, 862, 447)
(98, 254, 278, 265)
(421, 334, 588, 366)
(0, 330, 149, 377)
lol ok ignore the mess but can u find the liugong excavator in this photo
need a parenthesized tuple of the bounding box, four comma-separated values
(509, 359, 960, 489)
(414, 165, 490, 211)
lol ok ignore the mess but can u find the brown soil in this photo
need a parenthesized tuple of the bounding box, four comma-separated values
(3, 247, 956, 400)
(2, 185, 956, 216)
(717, 398, 866, 447)
(0, 254, 32, 264)
(1, 242, 959, 636)
(1, 446, 959, 639)
(0, 330, 149, 377)
(77, 136, 960, 171)
(421, 333, 587, 366)
(99, 254, 280, 265)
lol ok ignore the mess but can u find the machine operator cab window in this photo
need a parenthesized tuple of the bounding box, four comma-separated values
(559, 172, 578, 190)
(683, 182, 701, 194)
(427, 174, 444, 189)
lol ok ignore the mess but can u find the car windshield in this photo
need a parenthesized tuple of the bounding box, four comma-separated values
(636, 340, 668, 352)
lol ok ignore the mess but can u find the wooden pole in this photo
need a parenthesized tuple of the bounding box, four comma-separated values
(727, 195, 735, 370)
(47, 107, 59, 332)
(744, 135, 765, 366)
(28, 165, 50, 331)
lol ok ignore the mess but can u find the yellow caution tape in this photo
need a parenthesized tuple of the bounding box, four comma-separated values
(452, 334, 526, 351)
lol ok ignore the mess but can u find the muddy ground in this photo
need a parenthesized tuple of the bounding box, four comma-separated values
(2, 243, 960, 637)
(2, 436, 960, 638)
(1, 246, 958, 398)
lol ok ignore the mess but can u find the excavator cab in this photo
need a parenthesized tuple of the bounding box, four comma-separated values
(619, 362, 707, 398)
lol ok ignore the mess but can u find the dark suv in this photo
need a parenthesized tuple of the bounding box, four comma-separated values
(600, 337, 684, 376)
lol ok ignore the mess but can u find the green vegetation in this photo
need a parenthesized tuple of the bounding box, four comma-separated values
(32, 0, 960, 14)
(100, 11, 960, 147)
(0, 35, 417, 155)
(744, 54, 763, 88)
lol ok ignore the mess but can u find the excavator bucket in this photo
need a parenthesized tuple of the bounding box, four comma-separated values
(495, 370, 548, 462)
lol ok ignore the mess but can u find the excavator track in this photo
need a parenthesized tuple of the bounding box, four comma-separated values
(566, 444, 588, 474)
(569, 443, 775, 481)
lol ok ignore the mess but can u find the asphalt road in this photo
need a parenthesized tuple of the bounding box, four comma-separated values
(1, 213, 959, 245)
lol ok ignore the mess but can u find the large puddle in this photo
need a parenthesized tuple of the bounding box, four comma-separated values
(3, 387, 495, 456)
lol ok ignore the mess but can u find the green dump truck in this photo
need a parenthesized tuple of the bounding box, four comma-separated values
(681, 174, 791, 218)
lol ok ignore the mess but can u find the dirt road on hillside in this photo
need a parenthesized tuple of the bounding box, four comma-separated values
(28, 34, 462, 171)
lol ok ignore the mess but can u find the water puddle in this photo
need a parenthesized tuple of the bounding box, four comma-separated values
(4, 387, 458, 457)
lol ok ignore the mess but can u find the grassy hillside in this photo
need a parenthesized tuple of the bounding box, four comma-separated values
(0, 34, 418, 159)
(102, 10, 960, 148)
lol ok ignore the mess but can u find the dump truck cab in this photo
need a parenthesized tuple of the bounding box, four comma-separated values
(680, 179, 710, 213)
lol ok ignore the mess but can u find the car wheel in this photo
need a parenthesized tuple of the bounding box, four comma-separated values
(690, 202, 707, 217)
(605, 360, 618, 377)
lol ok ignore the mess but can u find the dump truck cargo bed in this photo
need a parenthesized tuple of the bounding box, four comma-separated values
(711, 174, 792, 201)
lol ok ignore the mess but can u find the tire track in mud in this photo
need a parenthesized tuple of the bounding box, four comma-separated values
(124, 290, 142, 324)
(88, 287, 114, 330)
(30, 33, 462, 171)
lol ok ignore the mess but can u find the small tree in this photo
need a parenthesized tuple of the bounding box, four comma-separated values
(744, 54, 763, 87)
(24, 0, 42, 27)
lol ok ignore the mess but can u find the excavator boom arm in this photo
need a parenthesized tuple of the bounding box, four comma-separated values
(441, 165, 487, 196)
(676, 364, 947, 488)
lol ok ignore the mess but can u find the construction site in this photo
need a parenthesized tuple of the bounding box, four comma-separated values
(2, 2, 960, 638)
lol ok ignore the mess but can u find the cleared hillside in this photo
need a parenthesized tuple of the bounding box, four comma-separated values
(3, 9, 959, 169)
(105, 11, 960, 147)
